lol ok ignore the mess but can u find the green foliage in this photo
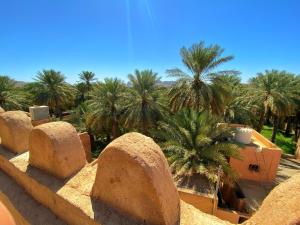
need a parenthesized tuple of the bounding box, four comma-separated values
(250, 70, 300, 118)
(1, 40, 299, 182)
(124, 69, 168, 133)
(154, 109, 241, 183)
(86, 78, 126, 141)
(79, 71, 96, 98)
(261, 125, 296, 154)
(220, 75, 259, 127)
(168, 41, 237, 115)
(0, 75, 30, 110)
(27, 70, 76, 117)
(64, 103, 87, 132)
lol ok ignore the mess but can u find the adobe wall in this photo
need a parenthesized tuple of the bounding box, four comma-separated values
(178, 188, 214, 214)
(230, 147, 281, 182)
(79, 132, 92, 162)
(29, 122, 86, 179)
(31, 118, 50, 127)
(0, 152, 100, 225)
(0, 192, 29, 225)
(0, 106, 5, 113)
(251, 129, 276, 148)
(216, 209, 239, 224)
(0, 111, 33, 153)
(244, 173, 300, 225)
(0, 132, 229, 225)
(91, 132, 180, 225)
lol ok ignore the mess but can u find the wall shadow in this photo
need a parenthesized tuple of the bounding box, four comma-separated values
(0, 170, 66, 225)
(91, 198, 145, 225)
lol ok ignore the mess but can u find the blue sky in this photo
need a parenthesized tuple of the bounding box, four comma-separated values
(0, 0, 299, 83)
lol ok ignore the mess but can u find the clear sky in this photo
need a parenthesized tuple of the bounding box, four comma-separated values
(0, 0, 299, 83)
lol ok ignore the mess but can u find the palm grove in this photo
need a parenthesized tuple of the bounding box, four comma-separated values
(1, 41, 300, 185)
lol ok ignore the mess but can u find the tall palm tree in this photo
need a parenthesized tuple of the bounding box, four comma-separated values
(0, 75, 28, 110)
(168, 41, 237, 115)
(124, 69, 168, 134)
(75, 82, 87, 103)
(79, 71, 96, 98)
(217, 74, 259, 126)
(250, 70, 300, 141)
(86, 78, 126, 140)
(155, 109, 241, 184)
(32, 69, 75, 118)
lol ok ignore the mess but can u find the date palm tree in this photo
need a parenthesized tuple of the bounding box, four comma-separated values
(32, 69, 75, 118)
(79, 71, 96, 99)
(250, 70, 300, 142)
(0, 75, 28, 110)
(86, 78, 126, 140)
(124, 69, 168, 134)
(168, 41, 237, 115)
(156, 109, 241, 183)
(218, 74, 259, 126)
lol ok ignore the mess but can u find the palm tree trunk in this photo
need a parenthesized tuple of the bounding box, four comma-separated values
(257, 109, 265, 132)
(271, 115, 279, 143)
(141, 100, 148, 134)
(112, 119, 118, 140)
(266, 108, 271, 125)
(285, 116, 292, 135)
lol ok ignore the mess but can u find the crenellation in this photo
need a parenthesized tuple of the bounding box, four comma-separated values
(28, 121, 86, 179)
(0, 111, 33, 153)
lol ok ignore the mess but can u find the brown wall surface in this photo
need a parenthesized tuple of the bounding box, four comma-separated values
(230, 147, 281, 182)
(0, 153, 99, 225)
(178, 189, 214, 214)
(79, 132, 92, 162)
(216, 209, 239, 224)
(0, 192, 30, 225)
(31, 119, 50, 127)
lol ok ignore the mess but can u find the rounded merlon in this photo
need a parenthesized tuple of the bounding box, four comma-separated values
(0, 111, 33, 153)
(244, 173, 300, 225)
(29, 121, 86, 179)
(91, 132, 180, 225)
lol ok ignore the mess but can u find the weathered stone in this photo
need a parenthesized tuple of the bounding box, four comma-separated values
(0, 111, 33, 153)
(91, 132, 180, 225)
(79, 132, 92, 162)
(29, 121, 86, 179)
(244, 173, 300, 225)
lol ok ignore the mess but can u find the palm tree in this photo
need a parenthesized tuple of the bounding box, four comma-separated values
(168, 41, 237, 115)
(250, 70, 300, 142)
(155, 109, 241, 184)
(124, 69, 168, 134)
(79, 71, 96, 98)
(86, 78, 126, 140)
(75, 82, 87, 103)
(217, 74, 259, 126)
(32, 70, 75, 118)
(0, 75, 28, 110)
